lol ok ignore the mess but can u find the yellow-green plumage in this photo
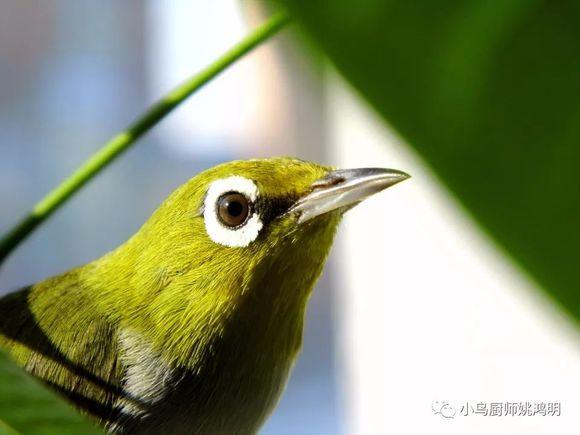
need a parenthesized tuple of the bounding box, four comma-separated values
(0, 157, 408, 433)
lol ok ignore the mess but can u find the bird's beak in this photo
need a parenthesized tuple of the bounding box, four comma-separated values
(290, 168, 410, 223)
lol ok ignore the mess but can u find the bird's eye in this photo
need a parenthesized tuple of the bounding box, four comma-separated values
(216, 192, 250, 227)
(204, 176, 263, 247)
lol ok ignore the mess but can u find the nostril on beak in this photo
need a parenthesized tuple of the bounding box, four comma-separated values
(311, 175, 345, 190)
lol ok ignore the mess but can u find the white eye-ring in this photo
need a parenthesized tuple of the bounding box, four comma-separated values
(203, 176, 263, 248)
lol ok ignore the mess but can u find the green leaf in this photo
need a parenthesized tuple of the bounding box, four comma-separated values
(0, 352, 101, 435)
(0, 420, 20, 435)
(283, 1, 580, 321)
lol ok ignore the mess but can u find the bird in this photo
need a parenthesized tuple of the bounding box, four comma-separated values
(0, 157, 409, 434)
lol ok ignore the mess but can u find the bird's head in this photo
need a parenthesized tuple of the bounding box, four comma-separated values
(101, 157, 408, 364)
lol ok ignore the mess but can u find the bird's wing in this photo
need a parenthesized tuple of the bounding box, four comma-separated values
(0, 282, 136, 427)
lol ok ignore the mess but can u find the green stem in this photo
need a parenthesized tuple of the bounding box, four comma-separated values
(0, 11, 290, 266)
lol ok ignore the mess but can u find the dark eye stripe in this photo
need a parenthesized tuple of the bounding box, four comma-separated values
(254, 195, 298, 224)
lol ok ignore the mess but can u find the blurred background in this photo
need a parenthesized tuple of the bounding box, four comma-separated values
(1, 1, 579, 434)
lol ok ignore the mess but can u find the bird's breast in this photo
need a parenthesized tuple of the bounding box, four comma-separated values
(115, 302, 304, 434)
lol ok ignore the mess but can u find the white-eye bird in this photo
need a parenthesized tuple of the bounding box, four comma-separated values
(0, 157, 409, 434)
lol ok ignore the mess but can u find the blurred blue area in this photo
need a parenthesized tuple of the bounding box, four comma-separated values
(0, 2, 340, 434)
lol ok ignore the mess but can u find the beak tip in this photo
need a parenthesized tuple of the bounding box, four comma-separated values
(394, 170, 411, 183)
(377, 168, 411, 189)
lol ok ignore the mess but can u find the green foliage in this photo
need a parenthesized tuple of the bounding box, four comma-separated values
(282, 0, 580, 321)
(0, 352, 101, 434)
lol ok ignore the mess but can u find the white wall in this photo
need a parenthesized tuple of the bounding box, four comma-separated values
(328, 74, 580, 435)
